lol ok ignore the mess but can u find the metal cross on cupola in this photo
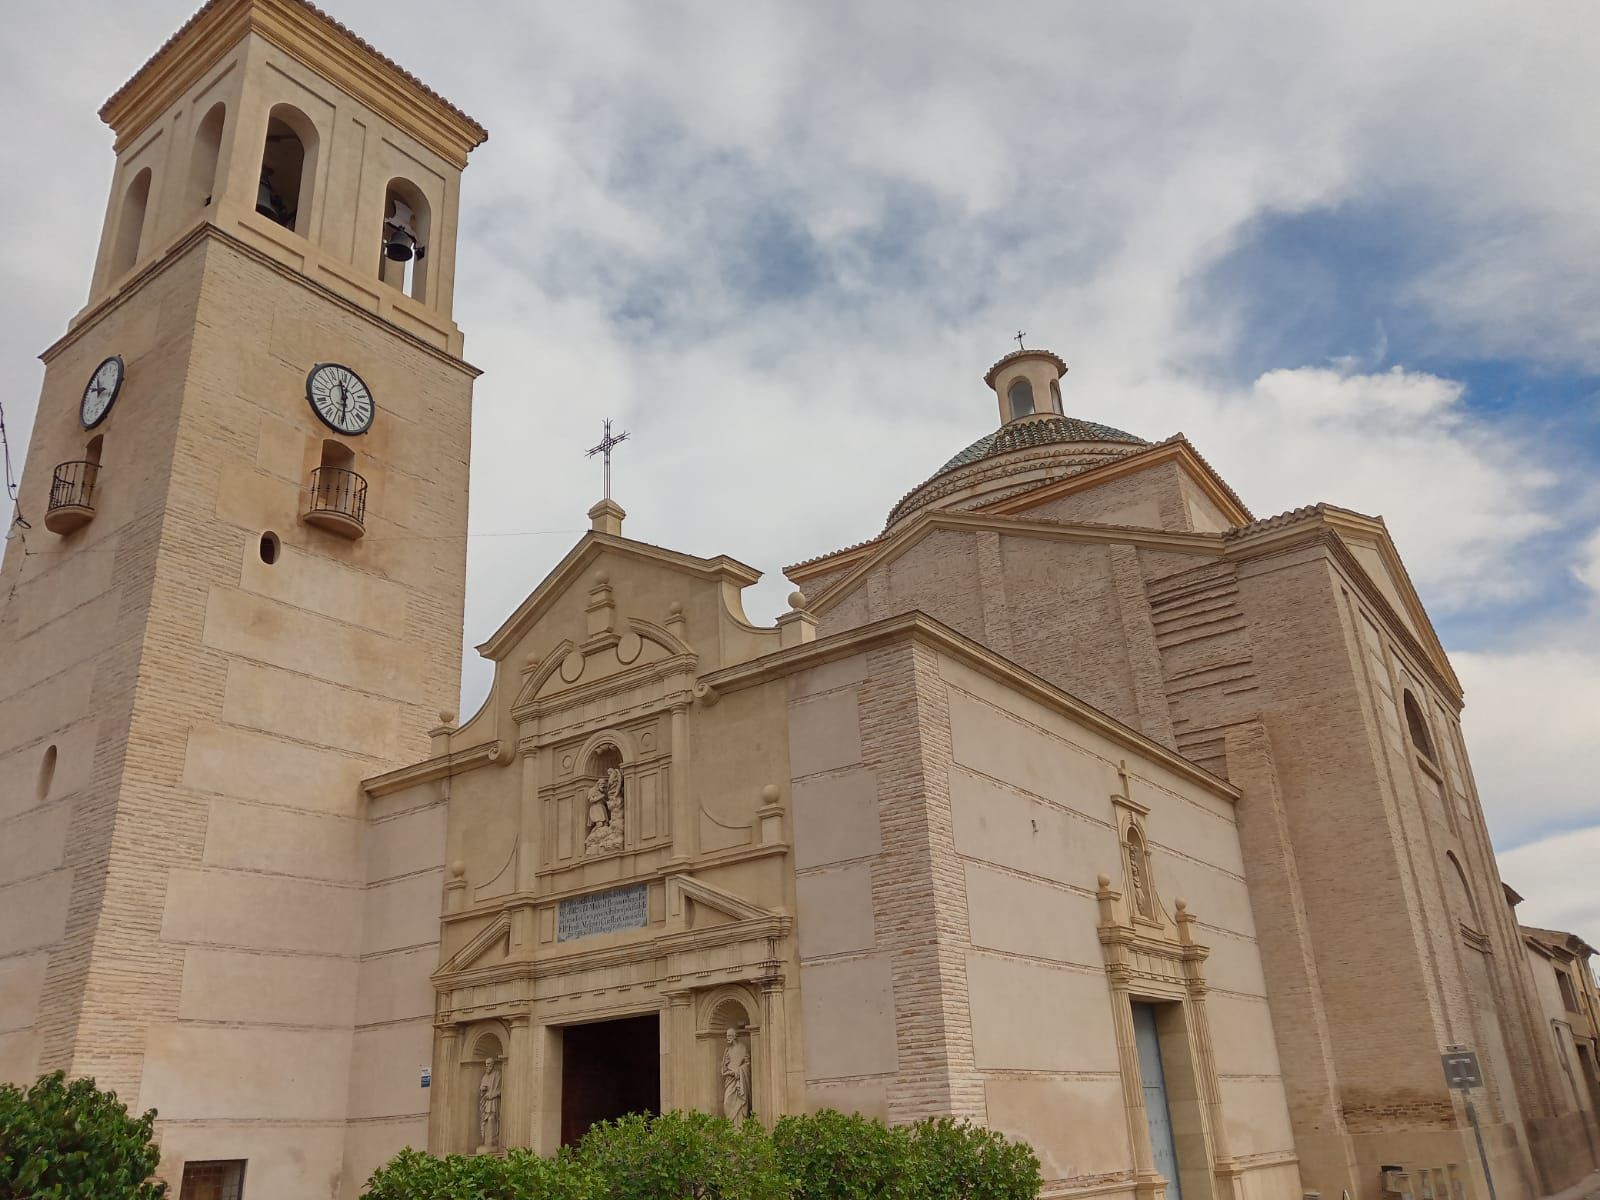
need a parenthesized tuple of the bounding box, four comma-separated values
(586, 418, 631, 501)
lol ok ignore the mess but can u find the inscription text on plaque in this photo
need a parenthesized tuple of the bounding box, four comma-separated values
(558, 884, 648, 942)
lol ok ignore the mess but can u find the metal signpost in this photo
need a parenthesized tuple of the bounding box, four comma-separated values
(1441, 1045, 1496, 1200)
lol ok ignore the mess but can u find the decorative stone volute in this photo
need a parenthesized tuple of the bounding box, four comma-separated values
(984, 346, 1068, 424)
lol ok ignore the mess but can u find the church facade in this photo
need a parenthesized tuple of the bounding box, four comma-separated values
(0, 4, 1595, 1200)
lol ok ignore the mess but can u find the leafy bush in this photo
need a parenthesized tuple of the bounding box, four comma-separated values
(0, 1071, 166, 1200)
(363, 1146, 601, 1200)
(904, 1116, 1041, 1200)
(771, 1110, 912, 1200)
(362, 1109, 1039, 1200)
(571, 1110, 787, 1200)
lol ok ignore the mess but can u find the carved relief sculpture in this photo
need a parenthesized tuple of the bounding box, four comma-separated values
(478, 1054, 502, 1153)
(1126, 835, 1154, 920)
(584, 765, 625, 855)
(721, 1028, 752, 1121)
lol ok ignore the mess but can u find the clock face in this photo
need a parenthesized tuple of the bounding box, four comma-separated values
(81, 356, 124, 429)
(306, 363, 374, 435)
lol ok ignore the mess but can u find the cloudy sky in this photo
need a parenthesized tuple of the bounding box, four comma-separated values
(1, 1, 1595, 943)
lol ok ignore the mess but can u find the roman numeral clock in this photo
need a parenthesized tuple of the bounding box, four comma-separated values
(306, 362, 375, 435)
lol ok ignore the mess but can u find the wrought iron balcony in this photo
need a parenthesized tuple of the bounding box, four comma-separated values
(304, 465, 367, 539)
(44, 460, 99, 534)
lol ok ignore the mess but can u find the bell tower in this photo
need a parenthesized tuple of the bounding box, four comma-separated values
(0, 1, 485, 1195)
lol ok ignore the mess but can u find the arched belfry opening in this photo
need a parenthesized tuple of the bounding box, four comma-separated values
(257, 105, 318, 235)
(380, 177, 431, 301)
(1007, 377, 1036, 419)
(189, 102, 226, 211)
(110, 167, 152, 278)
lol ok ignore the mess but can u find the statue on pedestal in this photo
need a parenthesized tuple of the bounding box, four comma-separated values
(584, 766, 625, 855)
(477, 1054, 502, 1153)
(721, 1028, 751, 1122)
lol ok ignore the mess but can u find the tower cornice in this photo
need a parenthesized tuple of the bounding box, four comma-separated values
(100, 0, 487, 167)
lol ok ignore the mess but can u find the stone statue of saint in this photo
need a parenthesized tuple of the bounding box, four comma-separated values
(478, 1054, 502, 1152)
(584, 766, 625, 854)
(721, 1028, 751, 1122)
(1126, 841, 1153, 918)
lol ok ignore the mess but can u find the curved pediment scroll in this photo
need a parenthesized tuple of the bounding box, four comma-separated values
(512, 618, 698, 715)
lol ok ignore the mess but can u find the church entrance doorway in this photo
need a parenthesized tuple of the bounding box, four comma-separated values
(560, 1013, 660, 1147)
(1133, 1002, 1184, 1200)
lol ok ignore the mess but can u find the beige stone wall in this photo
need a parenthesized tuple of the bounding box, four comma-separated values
(788, 627, 1299, 1199)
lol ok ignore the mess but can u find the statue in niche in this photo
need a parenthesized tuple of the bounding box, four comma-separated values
(721, 1028, 752, 1122)
(1126, 836, 1154, 919)
(477, 1054, 502, 1153)
(584, 763, 625, 855)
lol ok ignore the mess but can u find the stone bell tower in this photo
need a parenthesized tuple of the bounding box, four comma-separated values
(0, 1, 485, 1194)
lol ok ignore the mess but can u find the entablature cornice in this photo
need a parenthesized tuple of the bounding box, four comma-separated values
(362, 737, 503, 798)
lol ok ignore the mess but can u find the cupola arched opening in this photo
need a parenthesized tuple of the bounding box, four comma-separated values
(189, 102, 226, 211)
(1049, 377, 1062, 414)
(258, 105, 318, 235)
(380, 177, 432, 302)
(110, 167, 153, 278)
(1007, 378, 1035, 420)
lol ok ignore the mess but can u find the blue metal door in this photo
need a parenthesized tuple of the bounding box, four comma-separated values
(1132, 1003, 1183, 1200)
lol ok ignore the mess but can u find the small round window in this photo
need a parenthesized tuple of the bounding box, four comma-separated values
(259, 531, 281, 565)
(38, 744, 57, 800)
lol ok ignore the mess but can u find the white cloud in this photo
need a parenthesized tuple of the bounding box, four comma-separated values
(1500, 826, 1600, 951)
(1, 0, 1597, 941)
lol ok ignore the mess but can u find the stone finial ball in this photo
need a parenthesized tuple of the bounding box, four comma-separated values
(761, 784, 781, 804)
(449, 861, 466, 879)
(1175, 898, 1188, 912)
(438, 709, 457, 725)
(669, 601, 684, 616)
(595, 571, 609, 587)
(1097, 874, 1111, 890)
(788, 590, 808, 610)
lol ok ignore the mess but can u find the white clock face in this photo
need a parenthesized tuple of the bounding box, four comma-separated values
(306, 363, 374, 435)
(81, 356, 124, 429)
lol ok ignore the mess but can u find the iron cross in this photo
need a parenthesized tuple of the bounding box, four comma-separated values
(586, 418, 630, 501)
(1014, 330, 1027, 351)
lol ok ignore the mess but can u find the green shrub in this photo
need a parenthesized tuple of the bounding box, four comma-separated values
(0, 1071, 166, 1200)
(361, 1109, 1040, 1200)
(904, 1116, 1040, 1200)
(363, 1146, 601, 1200)
(571, 1110, 787, 1200)
(771, 1109, 912, 1200)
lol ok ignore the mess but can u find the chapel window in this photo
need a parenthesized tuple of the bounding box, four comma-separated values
(179, 1159, 246, 1200)
(1403, 691, 1437, 764)
(110, 167, 152, 278)
(189, 102, 226, 210)
(1007, 378, 1035, 419)
(257, 105, 318, 235)
(379, 178, 431, 302)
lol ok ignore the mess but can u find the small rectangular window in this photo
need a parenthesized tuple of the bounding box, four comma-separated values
(180, 1159, 246, 1200)
(1557, 970, 1581, 1013)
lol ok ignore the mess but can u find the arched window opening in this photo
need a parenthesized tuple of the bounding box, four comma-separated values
(258, 106, 317, 235)
(1049, 378, 1062, 414)
(1007, 378, 1035, 419)
(1446, 853, 1481, 935)
(110, 168, 152, 278)
(380, 178, 432, 302)
(1403, 691, 1437, 763)
(189, 102, 226, 210)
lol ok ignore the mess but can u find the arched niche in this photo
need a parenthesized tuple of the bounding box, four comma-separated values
(697, 986, 761, 1120)
(110, 167, 153, 278)
(380, 176, 433, 302)
(189, 102, 226, 211)
(258, 104, 319, 236)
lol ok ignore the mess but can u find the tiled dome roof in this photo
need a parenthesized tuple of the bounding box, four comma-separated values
(937, 415, 1147, 474)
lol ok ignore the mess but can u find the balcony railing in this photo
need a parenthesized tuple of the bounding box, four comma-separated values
(304, 465, 367, 539)
(44, 460, 99, 534)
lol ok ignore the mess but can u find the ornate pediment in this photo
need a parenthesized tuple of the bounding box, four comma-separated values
(513, 610, 696, 717)
(434, 911, 512, 980)
(665, 873, 777, 934)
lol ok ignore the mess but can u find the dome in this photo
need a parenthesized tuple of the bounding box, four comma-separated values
(936, 414, 1146, 474)
(886, 413, 1149, 530)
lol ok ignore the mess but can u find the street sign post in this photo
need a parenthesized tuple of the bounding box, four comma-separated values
(1441, 1046, 1496, 1200)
